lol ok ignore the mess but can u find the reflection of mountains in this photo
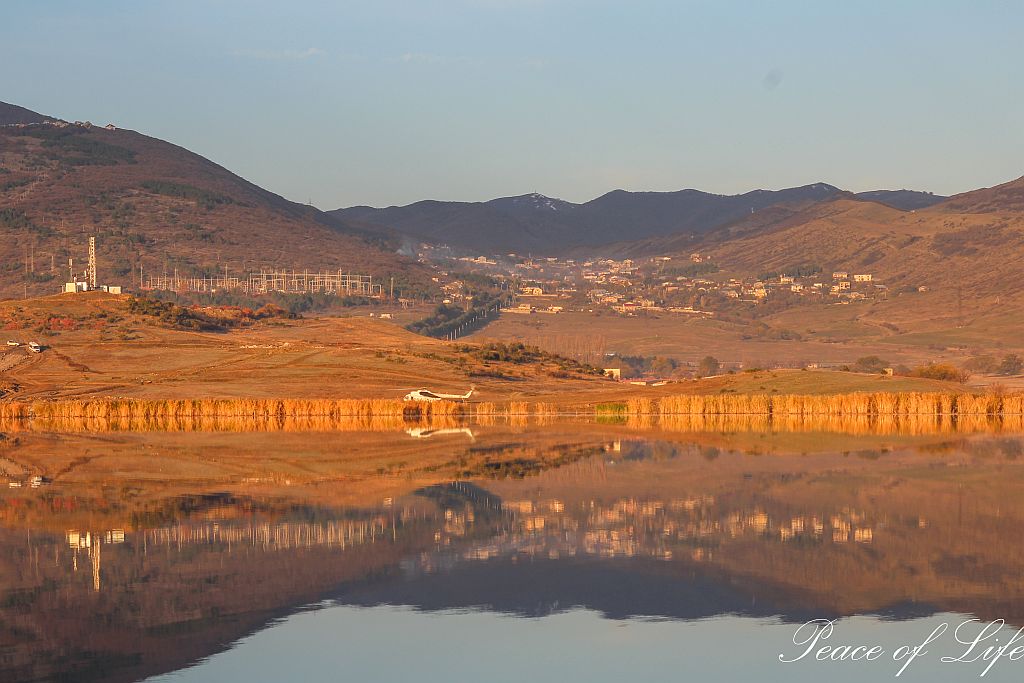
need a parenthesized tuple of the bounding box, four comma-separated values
(3, 435, 1024, 681)
(358, 437, 1024, 624)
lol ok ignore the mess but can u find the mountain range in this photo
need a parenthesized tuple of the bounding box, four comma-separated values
(0, 101, 423, 300)
(332, 185, 947, 254)
(4, 99, 1021, 314)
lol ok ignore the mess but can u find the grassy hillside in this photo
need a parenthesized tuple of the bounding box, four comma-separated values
(0, 115, 428, 300)
(0, 293, 972, 406)
(694, 186, 1024, 313)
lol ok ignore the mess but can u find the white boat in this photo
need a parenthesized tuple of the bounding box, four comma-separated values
(403, 387, 475, 402)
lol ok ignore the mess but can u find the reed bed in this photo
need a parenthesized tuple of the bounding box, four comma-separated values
(15, 397, 473, 421)
(654, 412, 1013, 437)
(506, 401, 530, 416)
(652, 391, 1024, 417)
(533, 402, 559, 415)
(473, 402, 498, 416)
(626, 397, 655, 416)
(4, 389, 1024, 435)
(0, 411, 471, 434)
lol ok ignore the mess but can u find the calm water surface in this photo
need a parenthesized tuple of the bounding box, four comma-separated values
(3, 421, 1024, 682)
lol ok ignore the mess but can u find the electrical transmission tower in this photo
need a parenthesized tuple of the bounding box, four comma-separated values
(87, 236, 97, 288)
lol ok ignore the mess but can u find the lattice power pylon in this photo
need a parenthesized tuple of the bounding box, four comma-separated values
(87, 236, 97, 288)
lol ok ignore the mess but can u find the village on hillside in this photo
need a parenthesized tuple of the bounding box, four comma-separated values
(420, 244, 902, 318)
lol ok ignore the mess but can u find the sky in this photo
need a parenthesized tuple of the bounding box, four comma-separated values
(2, 1, 1022, 208)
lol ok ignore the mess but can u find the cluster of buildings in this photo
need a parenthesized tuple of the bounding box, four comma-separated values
(430, 246, 892, 318)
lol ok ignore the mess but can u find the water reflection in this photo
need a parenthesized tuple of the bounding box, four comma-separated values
(2, 425, 1024, 681)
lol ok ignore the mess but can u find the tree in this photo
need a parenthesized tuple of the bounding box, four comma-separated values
(999, 354, 1024, 376)
(698, 355, 721, 377)
(650, 356, 676, 376)
(852, 355, 889, 374)
(964, 355, 999, 374)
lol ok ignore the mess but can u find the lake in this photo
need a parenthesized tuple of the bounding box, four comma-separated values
(3, 417, 1024, 682)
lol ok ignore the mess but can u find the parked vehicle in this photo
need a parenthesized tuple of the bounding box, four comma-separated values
(5, 340, 19, 347)
(27, 341, 43, 353)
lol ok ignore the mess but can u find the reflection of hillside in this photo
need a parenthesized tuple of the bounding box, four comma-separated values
(3, 432, 1024, 680)
(0, 496, 455, 683)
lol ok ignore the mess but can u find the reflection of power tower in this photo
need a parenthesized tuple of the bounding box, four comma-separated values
(87, 236, 97, 288)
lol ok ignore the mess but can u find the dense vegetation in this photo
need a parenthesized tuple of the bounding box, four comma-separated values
(140, 180, 235, 210)
(0, 207, 51, 237)
(759, 263, 822, 280)
(147, 289, 364, 316)
(406, 291, 509, 339)
(658, 262, 720, 278)
(605, 353, 681, 378)
(456, 342, 605, 376)
(909, 363, 971, 384)
(16, 127, 136, 166)
(127, 296, 221, 331)
(128, 295, 294, 331)
(964, 353, 1023, 376)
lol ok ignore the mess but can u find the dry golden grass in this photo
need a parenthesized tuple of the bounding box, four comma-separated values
(473, 402, 498, 416)
(626, 397, 655, 415)
(533, 402, 558, 415)
(506, 401, 529, 415)
(652, 411, 1024, 436)
(0, 397, 474, 432)
(654, 391, 1024, 416)
(4, 389, 1024, 435)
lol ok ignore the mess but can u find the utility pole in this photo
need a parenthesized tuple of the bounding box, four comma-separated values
(956, 283, 963, 328)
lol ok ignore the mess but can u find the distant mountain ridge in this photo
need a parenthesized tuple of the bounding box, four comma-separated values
(332, 184, 946, 254)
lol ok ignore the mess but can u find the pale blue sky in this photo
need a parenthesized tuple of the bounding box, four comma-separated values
(3, 1, 1022, 207)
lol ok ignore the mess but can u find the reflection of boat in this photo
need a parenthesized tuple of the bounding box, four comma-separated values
(406, 427, 476, 440)
(403, 387, 474, 402)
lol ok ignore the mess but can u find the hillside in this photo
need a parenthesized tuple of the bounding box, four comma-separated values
(0, 103, 426, 300)
(0, 101, 53, 126)
(0, 292, 620, 403)
(673, 182, 1024, 332)
(853, 189, 946, 210)
(937, 174, 1024, 213)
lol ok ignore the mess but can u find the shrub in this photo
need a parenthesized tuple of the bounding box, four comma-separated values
(698, 356, 720, 377)
(964, 355, 1000, 374)
(999, 354, 1024, 376)
(910, 363, 970, 384)
(852, 356, 889, 374)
